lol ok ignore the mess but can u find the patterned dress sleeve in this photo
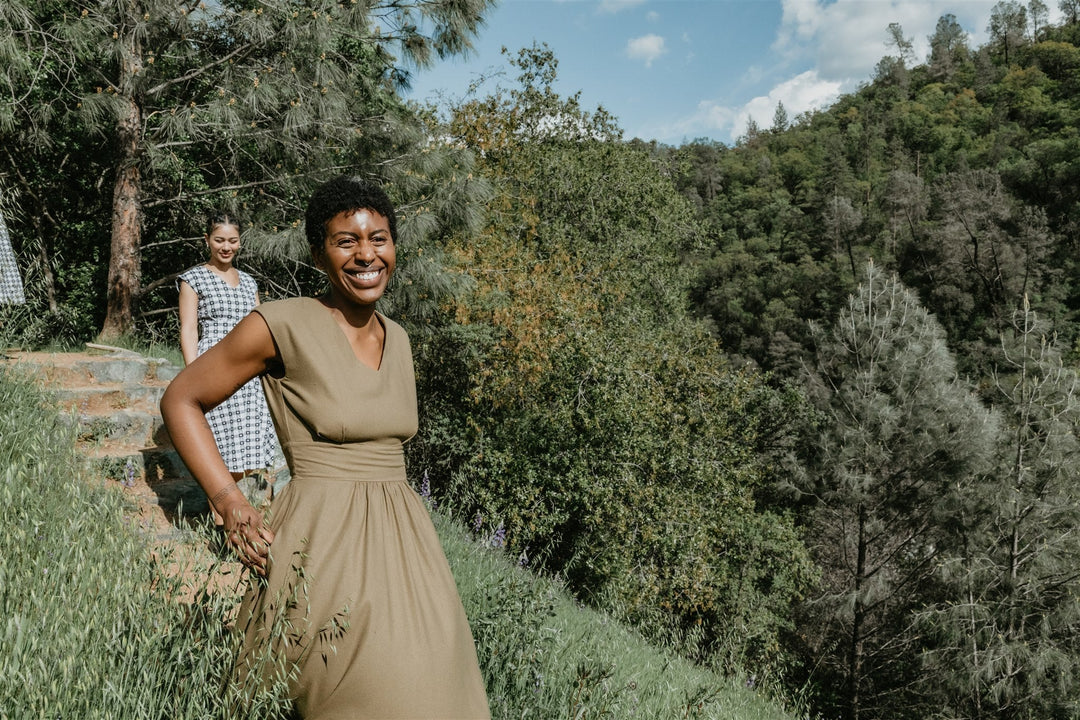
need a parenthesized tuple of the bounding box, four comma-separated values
(176, 266, 201, 294)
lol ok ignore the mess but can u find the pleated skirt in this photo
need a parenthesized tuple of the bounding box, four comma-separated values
(235, 461, 489, 719)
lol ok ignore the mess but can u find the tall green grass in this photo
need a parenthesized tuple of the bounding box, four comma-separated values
(0, 364, 291, 719)
(442, 510, 803, 720)
(0, 362, 802, 719)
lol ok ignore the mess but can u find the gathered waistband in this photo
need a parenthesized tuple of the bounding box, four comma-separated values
(285, 437, 407, 482)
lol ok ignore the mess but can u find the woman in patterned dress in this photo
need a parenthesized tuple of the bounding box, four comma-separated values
(177, 213, 277, 525)
(0, 210, 25, 305)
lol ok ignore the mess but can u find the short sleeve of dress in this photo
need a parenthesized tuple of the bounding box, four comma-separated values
(252, 299, 296, 353)
(177, 266, 202, 294)
(252, 299, 308, 383)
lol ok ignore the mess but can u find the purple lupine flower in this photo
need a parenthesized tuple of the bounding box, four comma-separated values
(472, 511, 484, 534)
(123, 459, 136, 488)
(490, 522, 506, 549)
(419, 469, 436, 508)
(517, 547, 529, 568)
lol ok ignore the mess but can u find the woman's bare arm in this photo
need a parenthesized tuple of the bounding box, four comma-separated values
(160, 311, 277, 573)
(178, 280, 200, 366)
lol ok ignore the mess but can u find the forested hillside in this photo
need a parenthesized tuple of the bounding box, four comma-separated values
(4, 1, 1080, 719)
(665, 9, 1080, 381)
(658, 6, 1080, 719)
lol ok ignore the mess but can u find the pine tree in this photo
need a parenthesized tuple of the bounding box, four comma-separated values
(927, 14, 969, 81)
(799, 262, 998, 720)
(989, 0, 1029, 65)
(2, 0, 495, 338)
(918, 297, 1080, 719)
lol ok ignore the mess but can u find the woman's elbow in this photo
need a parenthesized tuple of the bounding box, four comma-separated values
(160, 372, 199, 424)
(159, 381, 182, 425)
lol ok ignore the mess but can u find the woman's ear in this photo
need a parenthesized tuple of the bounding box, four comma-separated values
(311, 247, 325, 272)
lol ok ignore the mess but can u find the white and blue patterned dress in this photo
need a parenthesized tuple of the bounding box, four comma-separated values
(178, 265, 277, 472)
(0, 211, 25, 304)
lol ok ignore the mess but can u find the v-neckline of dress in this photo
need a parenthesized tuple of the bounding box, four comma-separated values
(312, 297, 387, 373)
(202, 264, 241, 289)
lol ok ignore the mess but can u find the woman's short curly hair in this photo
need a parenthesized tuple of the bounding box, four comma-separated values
(304, 175, 398, 253)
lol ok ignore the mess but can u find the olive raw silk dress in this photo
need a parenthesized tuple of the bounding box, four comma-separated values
(235, 297, 490, 719)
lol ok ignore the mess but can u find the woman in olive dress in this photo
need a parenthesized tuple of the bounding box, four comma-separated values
(160, 176, 490, 719)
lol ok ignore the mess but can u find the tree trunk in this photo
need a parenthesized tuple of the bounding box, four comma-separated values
(35, 232, 57, 312)
(848, 503, 867, 720)
(99, 16, 143, 341)
(967, 586, 983, 717)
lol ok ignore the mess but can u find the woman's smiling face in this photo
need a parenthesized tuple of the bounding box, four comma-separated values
(316, 208, 395, 308)
(206, 222, 240, 266)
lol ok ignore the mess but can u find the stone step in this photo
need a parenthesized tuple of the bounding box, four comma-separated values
(57, 409, 162, 446)
(86, 447, 277, 517)
(85, 446, 208, 515)
(54, 383, 168, 416)
(8, 350, 179, 387)
(85, 445, 192, 482)
(4, 348, 214, 534)
(151, 476, 210, 516)
(7, 347, 286, 525)
(70, 356, 157, 384)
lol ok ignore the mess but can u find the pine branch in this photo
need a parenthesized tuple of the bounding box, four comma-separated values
(141, 236, 196, 250)
(145, 41, 260, 98)
(143, 176, 301, 209)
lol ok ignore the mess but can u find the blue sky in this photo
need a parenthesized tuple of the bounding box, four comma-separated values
(405, 0, 1053, 146)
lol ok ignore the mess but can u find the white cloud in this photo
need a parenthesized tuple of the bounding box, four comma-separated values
(599, 0, 645, 14)
(654, 70, 841, 145)
(626, 34, 667, 67)
(774, 0, 1004, 83)
(734, 70, 843, 134)
(644, 101, 737, 145)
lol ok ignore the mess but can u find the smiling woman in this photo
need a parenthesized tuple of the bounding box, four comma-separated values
(314, 208, 397, 366)
(160, 176, 490, 719)
(175, 212, 278, 527)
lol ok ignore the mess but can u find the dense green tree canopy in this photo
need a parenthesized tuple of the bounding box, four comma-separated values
(665, 11, 1080, 718)
(673, 15, 1080, 380)
(408, 46, 817, 672)
(0, 0, 494, 338)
